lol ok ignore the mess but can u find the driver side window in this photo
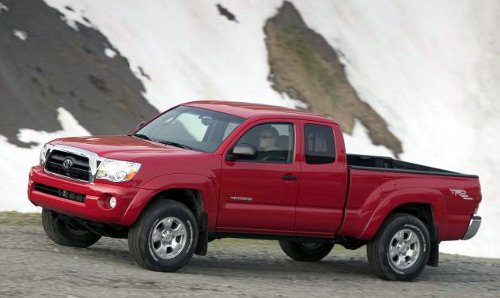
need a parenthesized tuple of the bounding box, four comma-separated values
(235, 123, 294, 163)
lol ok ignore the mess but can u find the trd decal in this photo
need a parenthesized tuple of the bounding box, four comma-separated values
(450, 189, 473, 200)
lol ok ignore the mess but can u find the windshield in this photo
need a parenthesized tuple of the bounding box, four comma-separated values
(135, 106, 244, 152)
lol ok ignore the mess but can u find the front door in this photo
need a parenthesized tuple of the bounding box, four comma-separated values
(217, 121, 300, 232)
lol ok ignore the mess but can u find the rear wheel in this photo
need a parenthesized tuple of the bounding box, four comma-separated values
(41, 209, 101, 248)
(128, 200, 198, 272)
(367, 213, 430, 281)
(279, 240, 334, 262)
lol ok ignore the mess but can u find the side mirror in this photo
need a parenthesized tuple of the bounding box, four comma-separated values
(137, 121, 147, 130)
(227, 144, 256, 161)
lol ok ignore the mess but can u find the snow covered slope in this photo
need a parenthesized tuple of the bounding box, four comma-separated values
(0, 108, 89, 212)
(1, 0, 497, 258)
(44, 0, 300, 111)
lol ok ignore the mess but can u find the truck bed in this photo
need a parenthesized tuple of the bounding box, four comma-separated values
(346, 154, 478, 178)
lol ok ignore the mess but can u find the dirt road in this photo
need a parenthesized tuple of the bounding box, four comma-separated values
(0, 212, 498, 297)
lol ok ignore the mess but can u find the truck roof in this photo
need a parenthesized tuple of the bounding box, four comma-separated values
(185, 100, 337, 123)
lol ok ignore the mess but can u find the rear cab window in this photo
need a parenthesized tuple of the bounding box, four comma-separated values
(304, 124, 335, 164)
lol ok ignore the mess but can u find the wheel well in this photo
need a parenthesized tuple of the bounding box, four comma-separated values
(390, 203, 439, 267)
(148, 188, 204, 220)
(391, 203, 433, 227)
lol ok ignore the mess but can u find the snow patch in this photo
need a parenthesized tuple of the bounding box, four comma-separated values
(104, 47, 117, 58)
(343, 120, 393, 157)
(57, 5, 93, 31)
(0, 2, 8, 14)
(60, 15, 79, 30)
(13, 30, 28, 41)
(0, 108, 90, 212)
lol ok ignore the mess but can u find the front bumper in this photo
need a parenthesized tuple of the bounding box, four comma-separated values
(28, 166, 151, 225)
(461, 215, 481, 240)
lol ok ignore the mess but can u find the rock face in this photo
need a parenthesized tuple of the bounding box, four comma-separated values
(0, 0, 158, 147)
(264, 1, 402, 156)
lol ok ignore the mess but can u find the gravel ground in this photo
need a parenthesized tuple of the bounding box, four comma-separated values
(0, 212, 499, 297)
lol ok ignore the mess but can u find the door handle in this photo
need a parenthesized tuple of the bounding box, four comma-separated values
(282, 174, 298, 181)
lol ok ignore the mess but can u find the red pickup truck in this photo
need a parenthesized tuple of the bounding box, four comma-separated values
(28, 101, 482, 281)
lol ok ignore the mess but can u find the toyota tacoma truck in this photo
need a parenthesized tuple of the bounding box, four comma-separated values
(28, 101, 482, 281)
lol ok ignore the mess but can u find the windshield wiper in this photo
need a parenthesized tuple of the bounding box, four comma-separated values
(133, 133, 152, 141)
(158, 140, 194, 150)
(132, 134, 194, 151)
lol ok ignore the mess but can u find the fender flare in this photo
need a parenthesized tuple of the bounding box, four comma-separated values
(118, 174, 217, 227)
(356, 188, 447, 240)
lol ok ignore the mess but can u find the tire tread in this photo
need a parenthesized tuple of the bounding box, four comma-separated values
(279, 240, 333, 262)
(41, 209, 101, 248)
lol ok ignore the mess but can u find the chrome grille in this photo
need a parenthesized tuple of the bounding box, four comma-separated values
(43, 145, 102, 183)
(45, 150, 91, 181)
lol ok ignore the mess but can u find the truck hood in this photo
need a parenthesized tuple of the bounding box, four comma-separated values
(50, 135, 203, 161)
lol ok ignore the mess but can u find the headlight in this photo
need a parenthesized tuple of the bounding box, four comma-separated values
(40, 143, 53, 166)
(95, 158, 141, 182)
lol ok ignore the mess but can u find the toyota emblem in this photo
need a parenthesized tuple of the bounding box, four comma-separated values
(62, 157, 74, 170)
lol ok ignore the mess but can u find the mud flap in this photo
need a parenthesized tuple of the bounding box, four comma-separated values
(427, 225, 439, 267)
(195, 212, 208, 256)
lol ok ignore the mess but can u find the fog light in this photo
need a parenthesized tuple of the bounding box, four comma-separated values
(109, 196, 117, 209)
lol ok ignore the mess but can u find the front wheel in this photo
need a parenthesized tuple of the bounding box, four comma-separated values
(367, 213, 430, 281)
(41, 209, 101, 248)
(279, 240, 334, 262)
(128, 199, 198, 272)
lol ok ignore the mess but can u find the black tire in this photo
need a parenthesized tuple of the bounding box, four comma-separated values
(367, 213, 430, 281)
(41, 209, 101, 248)
(279, 240, 334, 262)
(128, 199, 198, 272)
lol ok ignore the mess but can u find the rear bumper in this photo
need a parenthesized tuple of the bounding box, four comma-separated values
(28, 166, 153, 226)
(461, 215, 481, 240)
